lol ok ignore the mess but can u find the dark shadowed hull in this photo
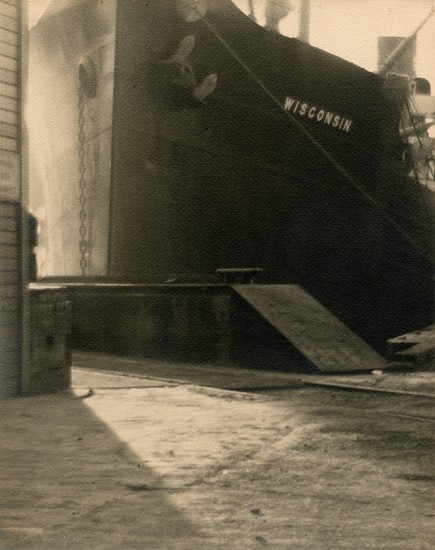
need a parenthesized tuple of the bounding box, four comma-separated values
(29, 0, 433, 352)
(107, 0, 433, 349)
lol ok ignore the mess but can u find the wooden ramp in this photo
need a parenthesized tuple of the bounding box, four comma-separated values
(233, 285, 387, 373)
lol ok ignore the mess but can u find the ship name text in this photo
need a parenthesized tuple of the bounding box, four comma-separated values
(284, 97, 353, 133)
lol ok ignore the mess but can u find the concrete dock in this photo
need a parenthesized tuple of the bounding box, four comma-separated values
(0, 354, 434, 549)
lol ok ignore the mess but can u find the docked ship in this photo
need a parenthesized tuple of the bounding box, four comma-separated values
(28, 0, 434, 353)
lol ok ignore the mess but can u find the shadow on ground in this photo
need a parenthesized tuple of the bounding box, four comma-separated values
(0, 392, 200, 549)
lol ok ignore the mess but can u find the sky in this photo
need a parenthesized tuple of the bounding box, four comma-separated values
(233, 0, 435, 85)
(27, 0, 435, 84)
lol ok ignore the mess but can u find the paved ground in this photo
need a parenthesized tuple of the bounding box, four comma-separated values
(72, 351, 435, 396)
(0, 356, 434, 549)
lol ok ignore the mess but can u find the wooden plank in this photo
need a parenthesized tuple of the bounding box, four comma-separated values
(0, 298, 21, 310)
(0, 256, 19, 269)
(0, 107, 16, 123)
(0, 229, 17, 243)
(0, 39, 17, 59)
(0, 332, 20, 351)
(0, 308, 20, 322)
(233, 285, 387, 373)
(0, 373, 20, 397)
(0, 269, 18, 283)
(0, 283, 19, 296)
(0, 322, 20, 334)
(0, 123, 20, 385)
(0, 53, 17, 71)
(0, 200, 18, 216)
(0, 243, 19, 257)
(0, 93, 16, 110)
(0, 120, 17, 137)
(0, 20, 16, 34)
(0, 17, 17, 34)
(0, 134, 16, 150)
(0, 3, 18, 19)
(0, 81, 17, 98)
(0, 215, 16, 230)
(0, 66, 16, 84)
(0, 27, 17, 45)
(1, 349, 20, 365)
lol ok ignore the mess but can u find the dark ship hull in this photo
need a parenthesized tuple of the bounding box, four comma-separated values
(30, 0, 433, 352)
(108, 0, 432, 349)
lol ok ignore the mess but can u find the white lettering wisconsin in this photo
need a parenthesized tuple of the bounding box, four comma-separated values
(283, 96, 353, 133)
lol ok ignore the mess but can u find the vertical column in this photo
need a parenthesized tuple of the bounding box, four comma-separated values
(0, 0, 22, 397)
(298, 0, 311, 44)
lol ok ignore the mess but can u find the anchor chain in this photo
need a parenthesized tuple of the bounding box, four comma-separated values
(78, 85, 88, 275)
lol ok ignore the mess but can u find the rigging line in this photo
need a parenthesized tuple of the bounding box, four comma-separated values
(425, 159, 435, 178)
(200, 13, 430, 259)
(420, 162, 435, 192)
(189, 87, 425, 202)
(401, 98, 434, 223)
(221, 40, 433, 194)
(185, 75, 425, 183)
(248, 0, 256, 22)
(207, 14, 427, 210)
(78, 85, 89, 276)
(212, 90, 412, 184)
(319, 96, 435, 185)
(405, 97, 424, 147)
(377, 8, 435, 77)
(210, 90, 414, 189)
